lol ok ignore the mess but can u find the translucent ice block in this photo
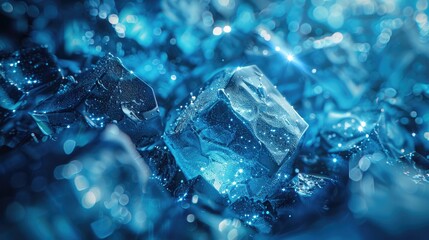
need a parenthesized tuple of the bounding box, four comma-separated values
(164, 65, 308, 201)
(32, 54, 162, 146)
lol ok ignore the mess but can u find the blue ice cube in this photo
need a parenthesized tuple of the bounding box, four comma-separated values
(32, 54, 162, 146)
(164, 65, 308, 201)
(0, 47, 60, 94)
(0, 47, 67, 148)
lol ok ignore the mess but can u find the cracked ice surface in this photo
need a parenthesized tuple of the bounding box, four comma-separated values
(165, 65, 308, 201)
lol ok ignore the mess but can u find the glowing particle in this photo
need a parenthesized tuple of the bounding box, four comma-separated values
(108, 14, 119, 24)
(332, 32, 344, 43)
(213, 27, 223, 36)
(1, 2, 13, 13)
(186, 214, 195, 223)
(63, 139, 76, 155)
(425, 132, 429, 140)
(286, 54, 294, 62)
(192, 195, 199, 204)
(223, 25, 232, 33)
(82, 191, 97, 209)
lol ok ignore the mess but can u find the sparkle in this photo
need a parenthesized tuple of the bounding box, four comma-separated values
(108, 14, 119, 25)
(223, 25, 231, 33)
(213, 27, 222, 36)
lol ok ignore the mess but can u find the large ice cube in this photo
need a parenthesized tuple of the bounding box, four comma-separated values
(164, 65, 308, 201)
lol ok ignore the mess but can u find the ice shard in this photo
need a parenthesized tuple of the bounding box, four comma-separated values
(164, 65, 308, 201)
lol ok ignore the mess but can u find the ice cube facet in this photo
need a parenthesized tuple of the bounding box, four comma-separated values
(164, 65, 308, 201)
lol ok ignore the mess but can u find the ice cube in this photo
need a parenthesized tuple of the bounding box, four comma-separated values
(32, 54, 162, 146)
(0, 47, 60, 93)
(0, 47, 76, 149)
(164, 65, 308, 201)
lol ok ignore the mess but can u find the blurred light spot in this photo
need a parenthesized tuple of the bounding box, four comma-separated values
(119, 194, 129, 205)
(82, 190, 98, 209)
(192, 195, 199, 204)
(300, 23, 312, 35)
(219, 219, 231, 232)
(424, 132, 429, 140)
(227, 229, 238, 240)
(2, 2, 13, 13)
(63, 139, 76, 155)
(332, 32, 343, 43)
(223, 25, 232, 33)
(349, 167, 362, 181)
(313, 6, 329, 21)
(213, 26, 222, 36)
(74, 175, 89, 191)
(186, 214, 195, 223)
(108, 14, 119, 25)
(359, 156, 371, 171)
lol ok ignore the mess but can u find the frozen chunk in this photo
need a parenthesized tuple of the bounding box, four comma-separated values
(0, 47, 60, 93)
(164, 65, 308, 201)
(32, 54, 162, 146)
(0, 47, 75, 149)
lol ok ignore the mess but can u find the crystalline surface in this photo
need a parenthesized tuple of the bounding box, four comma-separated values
(164, 65, 308, 201)
(32, 54, 161, 146)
